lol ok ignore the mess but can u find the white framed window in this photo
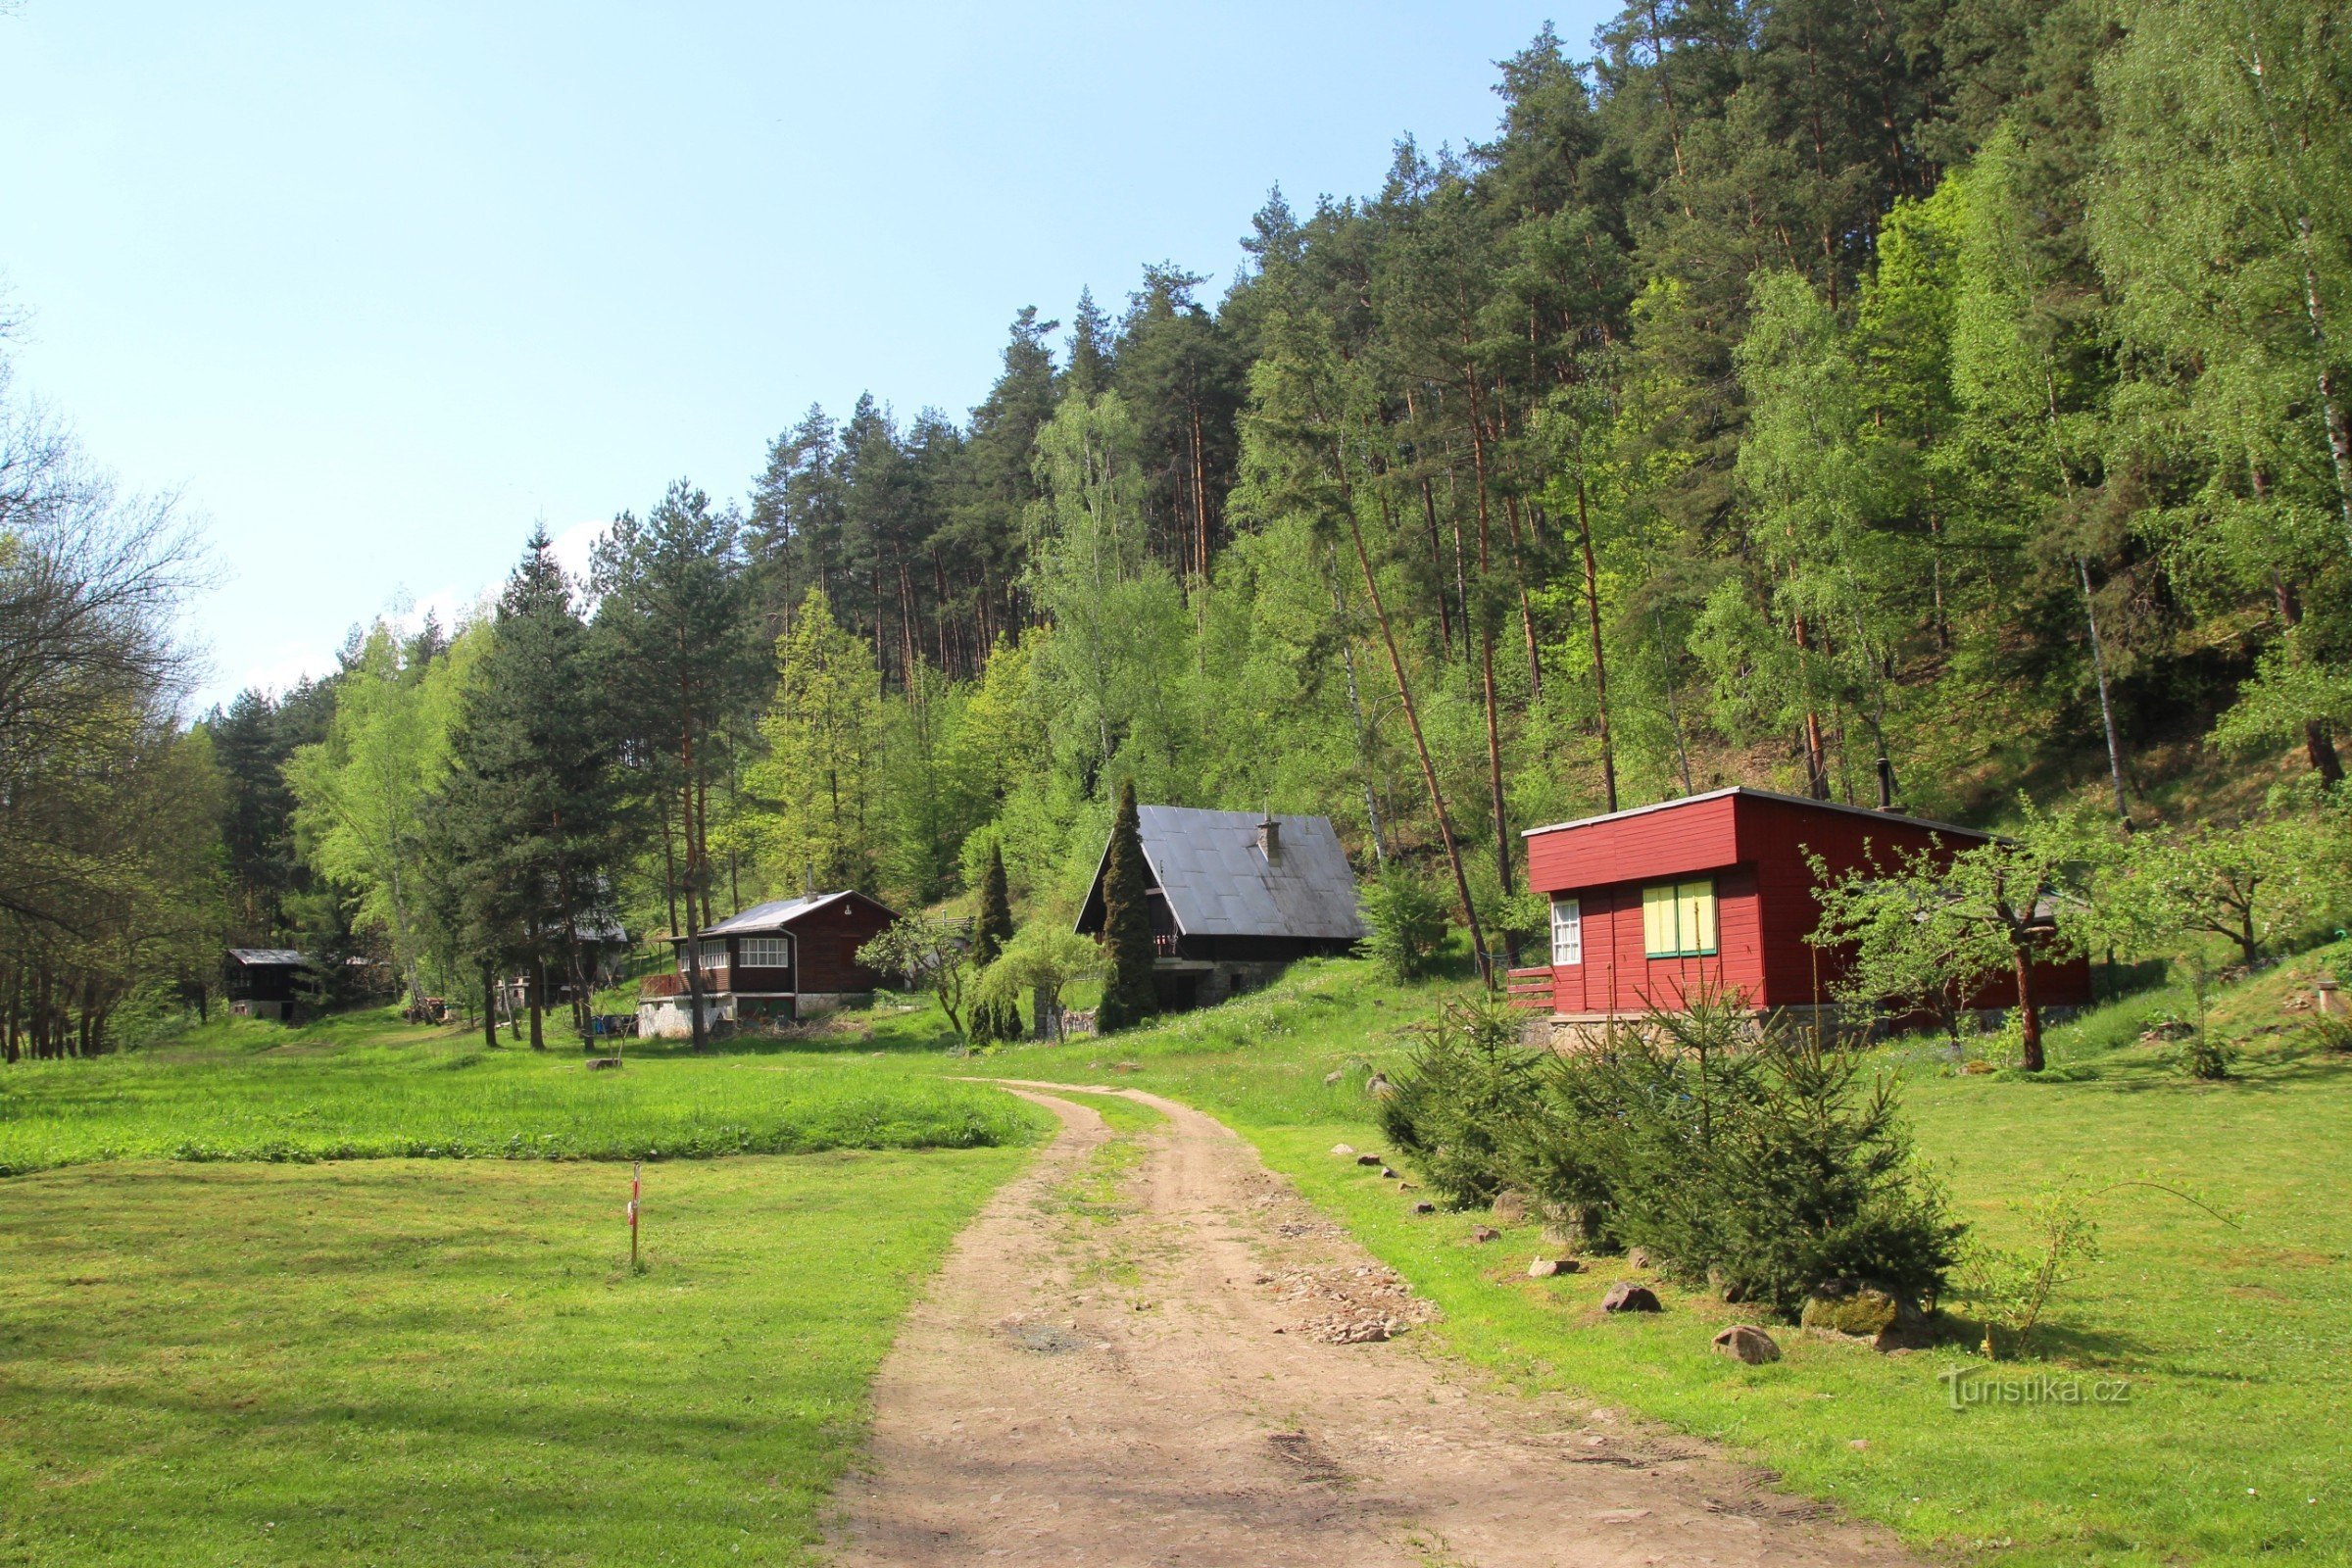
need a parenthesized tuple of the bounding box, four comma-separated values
(739, 935, 792, 968)
(696, 939, 728, 971)
(1549, 896, 1583, 966)
(1641, 878, 1719, 958)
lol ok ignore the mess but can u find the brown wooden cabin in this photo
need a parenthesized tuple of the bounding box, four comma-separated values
(638, 891, 897, 1038)
(223, 949, 313, 1023)
(1075, 806, 1367, 1012)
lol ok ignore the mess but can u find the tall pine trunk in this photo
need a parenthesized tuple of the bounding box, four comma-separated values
(1338, 447, 1491, 986)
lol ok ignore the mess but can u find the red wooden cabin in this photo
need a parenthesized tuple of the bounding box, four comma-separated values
(1514, 787, 2091, 1028)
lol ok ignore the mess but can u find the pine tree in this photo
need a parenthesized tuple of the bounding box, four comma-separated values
(437, 529, 619, 1049)
(967, 840, 1020, 1043)
(1094, 781, 1156, 1033)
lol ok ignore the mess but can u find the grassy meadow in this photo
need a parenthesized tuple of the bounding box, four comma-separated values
(918, 952, 2352, 1568)
(0, 1147, 1032, 1566)
(3, 953, 2345, 1565)
(0, 1009, 1034, 1175)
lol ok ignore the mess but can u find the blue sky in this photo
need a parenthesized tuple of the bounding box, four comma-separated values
(0, 2, 1604, 709)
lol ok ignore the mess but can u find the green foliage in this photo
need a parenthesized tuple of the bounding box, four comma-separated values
(286, 619, 485, 999)
(857, 915, 976, 1042)
(1375, 996, 1543, 1208)
(1809, 804, 2103, 1065)
(738, 587, 882, 891)
(1094, 781, 1155, 1033)
(1385, 994, 1962, 1315)
(972, 922, 1102, 1045)
(1360, 863, 1450, 981)
(965, 842, 1022, 1045)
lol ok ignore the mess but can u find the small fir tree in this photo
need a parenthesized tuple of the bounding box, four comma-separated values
(1094, 781, 1156, 1033)
(967, 841, 1021, 1044)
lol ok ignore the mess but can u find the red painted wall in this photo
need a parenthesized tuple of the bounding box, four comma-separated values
(1525, 791, 2092, 1015)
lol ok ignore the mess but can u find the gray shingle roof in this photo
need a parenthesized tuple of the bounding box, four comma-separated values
(226, 949, 309, 967)
(700, 891, 894, 936)
(1112, 807, 1367, 941)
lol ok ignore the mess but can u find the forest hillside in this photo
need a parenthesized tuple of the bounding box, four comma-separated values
(10, 0, 2352, 1044)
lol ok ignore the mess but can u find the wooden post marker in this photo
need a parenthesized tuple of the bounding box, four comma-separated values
(628, 1160, 642, 1269)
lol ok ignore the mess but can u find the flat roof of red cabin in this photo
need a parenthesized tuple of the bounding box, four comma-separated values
(1521, 784, 1992, 845)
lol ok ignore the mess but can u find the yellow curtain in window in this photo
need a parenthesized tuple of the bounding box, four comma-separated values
(1642, 884, 1675, 956)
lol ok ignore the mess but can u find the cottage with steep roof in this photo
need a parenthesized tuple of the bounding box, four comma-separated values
(1074, 806, 1366, 1011)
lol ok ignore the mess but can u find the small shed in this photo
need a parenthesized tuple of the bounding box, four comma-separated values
(639, 891, 897, 1038)
(223, 949, 313, 1024)
(1515, 786, 2091, 1034)
(1075, 806, 1366, 1010)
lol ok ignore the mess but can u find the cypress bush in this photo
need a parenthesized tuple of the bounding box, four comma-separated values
(966, 842, 1021, 1045)
(1094, 781, 1156, 1033)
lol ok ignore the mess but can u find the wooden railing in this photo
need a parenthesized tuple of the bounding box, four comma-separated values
(1503, 965, 1554, 1010)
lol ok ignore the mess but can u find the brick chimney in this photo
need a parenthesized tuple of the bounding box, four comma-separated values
(1257, 812, 1282, 864)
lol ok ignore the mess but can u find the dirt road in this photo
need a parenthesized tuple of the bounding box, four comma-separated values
(828, 1083, 1917, 1567)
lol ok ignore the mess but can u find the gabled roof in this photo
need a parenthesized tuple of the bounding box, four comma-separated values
(226, 948, 309, 967)
(693, 890, 898, 938)
(1082, 806, 1367, 942)
(1520, 785, 1992, 844)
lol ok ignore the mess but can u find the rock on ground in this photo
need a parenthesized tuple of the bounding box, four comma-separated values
(1714, 1324, 1784, 1364)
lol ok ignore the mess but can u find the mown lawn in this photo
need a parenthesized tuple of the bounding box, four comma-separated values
(0, 1009, 1033, 1174)
(933, 953, 2352, 1567)
(0, 1147, 1033, 1567)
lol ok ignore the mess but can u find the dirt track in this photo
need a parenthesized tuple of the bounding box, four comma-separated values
(828, 1082, 1918, 1567)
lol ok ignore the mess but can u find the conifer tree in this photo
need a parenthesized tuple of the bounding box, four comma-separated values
(437, 528, 618, 1048)
(967, 840, 1020, 1043)
(1094, 781, 1156, 1033)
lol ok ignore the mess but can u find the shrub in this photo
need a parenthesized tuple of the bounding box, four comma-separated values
(1387, 993, 1962, 1316)
(1361, 864, 1449, 982)
(2302, 1011, 2352, 1054)
(1376, 996, 1544, 1207)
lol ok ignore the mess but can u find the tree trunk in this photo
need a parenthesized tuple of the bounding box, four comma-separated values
(679, 733, 710, 1052)
(1790, 612, 1831, 799)
(1420, 477, 1455, 657)
(481, 961, 498, 1049)
(527, 956, 545, 1051)
(1466, 406, 1518, 963)
(2077, 555, 2131, 823)
(2269, 566, 2345, 782)
(2010, 940, 2043, 1073)
(1337, 455, 1490, 986)
(1575, 478, 1619, 812)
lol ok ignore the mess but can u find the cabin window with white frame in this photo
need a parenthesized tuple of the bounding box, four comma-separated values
(696, 940, 729, 971)
(1641, 878, 1719, 958)
(738, 936, 791, 968)
(1549, 896, 1582, 966)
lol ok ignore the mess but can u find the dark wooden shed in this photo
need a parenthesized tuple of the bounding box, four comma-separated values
(223, 949, 313, 1024)
(640, 891, 897, 1037)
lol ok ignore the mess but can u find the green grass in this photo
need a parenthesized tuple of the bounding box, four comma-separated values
(0, 1008, 1039, 1175)
(920, 953, 2352, 1567)
(0, 1147, 1030, 1566)
(10, 956, 2344, 1564)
